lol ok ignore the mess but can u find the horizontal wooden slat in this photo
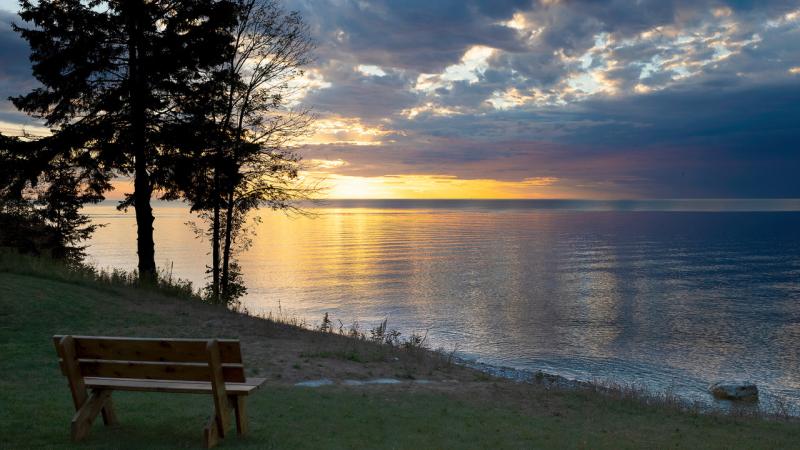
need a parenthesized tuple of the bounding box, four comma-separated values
(52, 335, 242, 364)
(83, 377, 266, 395)
(59, 359, 246, 383)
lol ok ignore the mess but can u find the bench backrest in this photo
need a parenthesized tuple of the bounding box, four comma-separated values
(53, 335, 246, 383)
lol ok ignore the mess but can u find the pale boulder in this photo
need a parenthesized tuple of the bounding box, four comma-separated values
(709, 381, 758, 400)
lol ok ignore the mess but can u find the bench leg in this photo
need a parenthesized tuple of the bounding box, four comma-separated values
(71, 389, 111, 442)
(101, 394, 118, 426)
(229, 395, 248, 435)
(203, 414, 220, 449)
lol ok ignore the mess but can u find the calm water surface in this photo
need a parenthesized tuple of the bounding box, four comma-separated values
(83, 200, 800, 410)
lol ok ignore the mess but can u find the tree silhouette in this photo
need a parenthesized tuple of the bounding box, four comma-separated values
(174, 0, 315, 304)
(1, 135, 104, 263)
(10, 0, 238, 280)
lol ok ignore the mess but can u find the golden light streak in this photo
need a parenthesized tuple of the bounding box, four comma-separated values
(299, 117, 396, 146)
(307, 158, 348, 170)
(313, 173, 573, 199)
(0, 120, 51, 138)
(401, 103, 462, 119)
(487, 88, 534, 109)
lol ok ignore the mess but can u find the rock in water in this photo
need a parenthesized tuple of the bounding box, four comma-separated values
(709, 381, 758, 400)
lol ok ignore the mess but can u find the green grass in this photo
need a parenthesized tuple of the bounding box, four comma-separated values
(1, 260, 799, 448)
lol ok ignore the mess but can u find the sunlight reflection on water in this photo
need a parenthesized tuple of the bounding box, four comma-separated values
(83, 200, 800, 410)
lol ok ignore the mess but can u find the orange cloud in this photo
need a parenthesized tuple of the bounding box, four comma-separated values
(299, 117, 396, 146)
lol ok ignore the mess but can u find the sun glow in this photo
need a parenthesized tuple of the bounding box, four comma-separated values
(311, 173, 576, 199)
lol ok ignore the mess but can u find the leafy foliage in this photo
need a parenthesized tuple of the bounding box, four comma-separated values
(178, 0, 316, 305)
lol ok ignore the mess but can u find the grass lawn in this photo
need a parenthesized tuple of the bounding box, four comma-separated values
(1, 264, 799, 449)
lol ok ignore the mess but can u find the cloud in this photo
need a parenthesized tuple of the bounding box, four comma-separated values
(285, 0, 800, 197)
(301, 61, 420, 118)
(2, 1, 799, 197)
(292, 0, 528, 72)
(0, 10, 40, 134)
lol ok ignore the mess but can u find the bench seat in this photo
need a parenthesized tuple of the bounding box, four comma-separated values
(83, 376, 267, 395)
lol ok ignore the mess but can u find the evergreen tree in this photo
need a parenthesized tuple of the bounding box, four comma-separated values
(9, 0, 238, 280)
(0, 136, 103, 263)
(34, 157, 105, 264)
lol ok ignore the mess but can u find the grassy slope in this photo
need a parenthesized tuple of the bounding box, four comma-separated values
(1, 269, 799, 449)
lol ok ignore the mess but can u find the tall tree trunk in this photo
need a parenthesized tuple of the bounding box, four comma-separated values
(211, 167, 221, 302)
(133, 155, 156, 280)
(127, 0, 157, 281)
(220, 188, 235, 298)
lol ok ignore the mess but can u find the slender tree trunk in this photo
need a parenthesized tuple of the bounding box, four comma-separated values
(211, 167, 221, 302)
(217, 40, 238, 301)
(127, 0, 157, 281)
(220, 188, 235, 297)
(133, 156, 156, 280)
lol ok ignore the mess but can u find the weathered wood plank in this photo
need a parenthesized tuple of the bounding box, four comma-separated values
(83, 377, 265, 394)
(203, 414, 220, 449)
(100, 392, 118, 426)
(207, 339, 232, 438)
(56, 336, 88, 411)
(229, 395, 248, 435)
(58, 359, 246, 382)
(71, 389, 111, 442)
(52, 335, 242, 364)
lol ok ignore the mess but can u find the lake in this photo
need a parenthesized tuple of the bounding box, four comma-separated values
(83, 199, 800, 411)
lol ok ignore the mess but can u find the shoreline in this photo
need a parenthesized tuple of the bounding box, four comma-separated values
(239, 298, 800, 419)
(458, 357, 800, 418)
(245, 300, 799, 419)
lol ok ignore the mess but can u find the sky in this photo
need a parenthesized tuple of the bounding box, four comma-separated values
(1, 0, 799, 199)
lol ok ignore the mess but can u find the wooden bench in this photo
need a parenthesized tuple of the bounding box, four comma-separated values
(53, 335, 266, 448)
